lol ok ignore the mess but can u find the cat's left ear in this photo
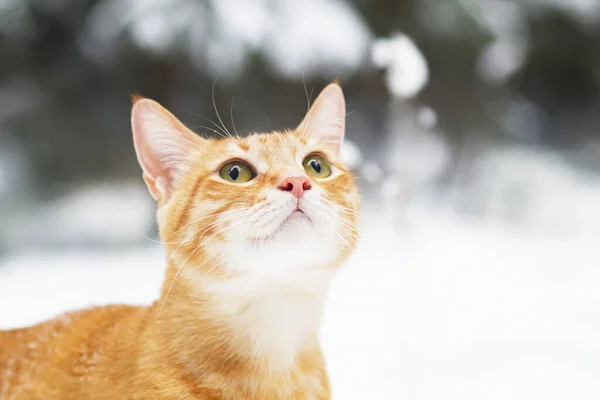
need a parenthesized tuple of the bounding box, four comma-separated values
(297, 82, 346, 154)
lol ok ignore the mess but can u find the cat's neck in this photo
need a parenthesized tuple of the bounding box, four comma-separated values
(147, 256, 335, 393)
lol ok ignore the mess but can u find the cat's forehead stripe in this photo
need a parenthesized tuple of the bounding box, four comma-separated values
(224, 142, 248, 159)
(236, 141, 250, 152)
(223, 132, 330, 175)
(233, 133, 292, 170)
(258, 134, 299, 165)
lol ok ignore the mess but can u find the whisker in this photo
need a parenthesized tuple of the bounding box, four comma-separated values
(169, 208, 248, 239)
(159, 216, 245, 314)
(337, 222, 360, 240)
(338, 219, 361, 236)
(204, 219, 253, 276)
(167, 218, 224, 263)
(185, 219, 247, 276)
(333, 225, 354, 251)
(317, 207, 360, 251)
(321, 199, 370, 223)
(212, 79, 235, 139)
(171, 209, 247, 250)
(335, 219, 359, 242)
(252, 226, 259, 254)
(230, 95, 240, 138)
(192, 121, 231, 140)
(336, 212, 362, 227)
(302, 73, 314, 116)
(337, 219, 362, 235)
(138, 232, 178, 246)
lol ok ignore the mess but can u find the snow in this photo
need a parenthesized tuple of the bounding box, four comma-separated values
(81, 0, 208, 60)
(323, 208, 600, 399)
(499, 98, 544, 141)
(0, 75, 41, 120)
(380, 178, 403, 204)
(372, 34, 429, 99)
(202, 0, 271, 80)
(0, 247, 165, 329)
(340, 139, 363, 170)
(471, 0, 525, 37)
(0, 151, 8, 197)
(466, 0, 528, 83)
(477, 37, 527, 83)
(417, 106, 438, 129)
(3, 182, 156, 249)
(82, 0, 371, 80)
(209, 0, 271, 50)
(262, 0, 371, 80)
(453, 146, 600, 235)
(384, 127, 450, 199)
(129, 7, 179, 55)
(0, 0, 35, 40)
(0, 137, 29, 204)
(523, 0, 600, 25)
(2, 202, 599, 399)
(360, 162, 384, 184)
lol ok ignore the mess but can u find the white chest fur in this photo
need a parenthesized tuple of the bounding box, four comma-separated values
(205, 270, 333, 371)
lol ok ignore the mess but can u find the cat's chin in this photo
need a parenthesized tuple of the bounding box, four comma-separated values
(247, 210, 313, 244)
(277, 209, 312, 231)
(221, 206, 340, 275)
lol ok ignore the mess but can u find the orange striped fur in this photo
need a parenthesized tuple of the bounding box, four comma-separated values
(0, 83, 359, 399)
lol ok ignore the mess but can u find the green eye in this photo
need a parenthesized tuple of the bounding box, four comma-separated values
(219, 161, 255, 183)
(302, 154, 332, 178)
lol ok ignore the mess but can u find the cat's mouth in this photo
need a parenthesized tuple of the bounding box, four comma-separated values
(288, 208, 309, 220)
(247, 207, 313, 243)
(274, 208, 312, 232)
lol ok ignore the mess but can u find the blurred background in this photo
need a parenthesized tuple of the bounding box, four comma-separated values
(1, 0, 600, 399)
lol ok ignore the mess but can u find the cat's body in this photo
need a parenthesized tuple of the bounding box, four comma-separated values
(1, 302, 328, 399)
(0, 84, 359, 399)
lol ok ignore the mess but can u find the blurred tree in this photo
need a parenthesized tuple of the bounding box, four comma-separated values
(0, 0, 599, 194)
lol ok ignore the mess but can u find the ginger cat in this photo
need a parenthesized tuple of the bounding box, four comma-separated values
(0, 83, 359, 399)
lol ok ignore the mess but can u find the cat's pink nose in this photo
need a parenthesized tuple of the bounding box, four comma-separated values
(278, 176, 312, 199)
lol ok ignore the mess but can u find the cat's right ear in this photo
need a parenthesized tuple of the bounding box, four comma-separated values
(131, 98, 204, 203)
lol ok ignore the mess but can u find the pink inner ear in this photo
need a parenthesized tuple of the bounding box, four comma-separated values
(142, 174, 162, 201)
(297, 83, 346, 154)
(131, 99, 201, 202)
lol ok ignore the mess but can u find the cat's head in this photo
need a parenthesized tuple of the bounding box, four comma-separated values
(131, 84, 359, 281)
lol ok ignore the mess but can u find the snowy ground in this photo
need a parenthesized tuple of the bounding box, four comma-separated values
(1, 204, 599, 400)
